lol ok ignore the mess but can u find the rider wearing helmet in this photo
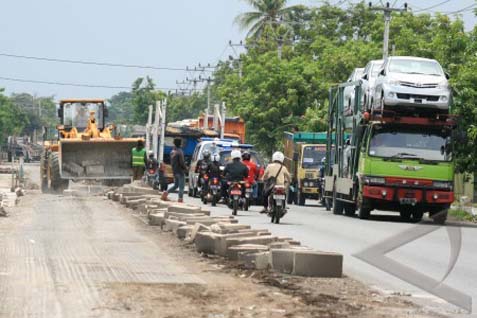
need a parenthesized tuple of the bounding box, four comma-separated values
(196, 150, 213, 191)
(242, 151, 259, 199)
(223, 150, 248, 182)
(146, 150, 159, 171)
(261, 151, 291, 213)
(207, 153, 222, 180)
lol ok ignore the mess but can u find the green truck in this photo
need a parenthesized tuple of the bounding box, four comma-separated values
(283, 132, 328, 206)
(324, 81, 455, 224)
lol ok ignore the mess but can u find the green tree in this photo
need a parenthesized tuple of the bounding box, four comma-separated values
(235, 0, 306, 38)
(108, 91, 134, 124)
(131, 76, 157, 124)
(167, 92, 206, 123)
(0, 89, 29, 144)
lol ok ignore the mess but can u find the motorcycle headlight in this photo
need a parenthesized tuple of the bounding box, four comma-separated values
(433, 181, 453, 190)
(363, 176, 386, 185)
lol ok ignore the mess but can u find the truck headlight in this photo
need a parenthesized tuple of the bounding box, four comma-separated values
(364, 176, 386, 185)
(433, 181, 453, 190)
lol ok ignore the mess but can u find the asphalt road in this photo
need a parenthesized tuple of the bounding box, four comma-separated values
(180, 193, 477, 317)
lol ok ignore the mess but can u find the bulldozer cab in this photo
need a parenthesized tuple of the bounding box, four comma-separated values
(59, 99, 106, 132)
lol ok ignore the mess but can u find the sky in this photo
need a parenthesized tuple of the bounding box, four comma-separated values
(0, 0, 475, 100)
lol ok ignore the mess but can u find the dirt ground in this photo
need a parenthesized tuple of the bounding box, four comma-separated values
(97, 213, 444, 318)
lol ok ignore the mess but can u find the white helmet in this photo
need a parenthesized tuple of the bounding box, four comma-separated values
(272, 151, 285, 163)
(231, 149, 242, 160)
(212, 153, 220, 162)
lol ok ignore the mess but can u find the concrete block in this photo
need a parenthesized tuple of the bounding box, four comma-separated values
(168, 205, 201, 214)
(271, 249, 295, 274)
(293, 251, 343, 278)
(164, 219, 187, 233)
(215, 223, 251, 234)
(190, 223, 211, 242)
(148, 212, 165, 227)
(238, 251, 271, 270)
(288, 240, 301, 246)
(195, 231, 218, 254)
(226, 244, 269, 261)
(112, 193, 121, 201)
(269, 242, 291, 249)
(200, 208, 211, 216)
(220, 235, 277, 257)
(177, 225, 194, 240)
(125, 198, 146, 208)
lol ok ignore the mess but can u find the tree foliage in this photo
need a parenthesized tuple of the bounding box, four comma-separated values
(212, 1, 477, 170)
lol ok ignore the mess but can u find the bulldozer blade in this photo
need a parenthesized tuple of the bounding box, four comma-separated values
(59, 139, 137, 180)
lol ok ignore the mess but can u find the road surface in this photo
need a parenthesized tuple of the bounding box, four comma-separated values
(182, 193, 477, 317)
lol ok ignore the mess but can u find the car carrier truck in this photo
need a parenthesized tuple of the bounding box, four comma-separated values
(283, 132, 327, 206)
(323, 80, 455, 224)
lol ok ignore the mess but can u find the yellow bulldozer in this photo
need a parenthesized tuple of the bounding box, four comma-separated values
(40, 99, 141, 192)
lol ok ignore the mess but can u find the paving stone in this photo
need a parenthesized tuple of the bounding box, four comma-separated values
(148, 212, 165, 227)
(237, 251, 271, 270)
(271, 249, 295, 274)
(190, 223, 211, 242)
(176, 225, 194, 240)
(227, 244, 269, 261)
(293, 251, 343, 278)
(164, 219, 187, 233)
(168, 205, 201, 214)
(220, 235, 277, 257)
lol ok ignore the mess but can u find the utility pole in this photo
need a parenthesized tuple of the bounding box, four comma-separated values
(369, 2, 407, 59)
(185, 76, 214, 129)
(158, 99, 167, 164)
(146, 105, 153, 152)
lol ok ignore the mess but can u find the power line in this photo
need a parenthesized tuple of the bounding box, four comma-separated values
(0, 75, 201, 91)
(0, 52, 213, 72)
(413, 0, 451, 13)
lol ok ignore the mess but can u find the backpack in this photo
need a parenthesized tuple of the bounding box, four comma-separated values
(264, 164, 283, 194)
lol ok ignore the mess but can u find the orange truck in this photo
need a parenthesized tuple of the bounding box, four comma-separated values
(195, 115, 246, 143)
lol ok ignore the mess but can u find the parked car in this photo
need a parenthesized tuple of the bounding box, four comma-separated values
(344, 67, 365, 114)
(361, 59, 384, 110)
(372, 56, 451, 113)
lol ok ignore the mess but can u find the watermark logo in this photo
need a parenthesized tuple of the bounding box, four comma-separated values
(354, 222, 472, 313)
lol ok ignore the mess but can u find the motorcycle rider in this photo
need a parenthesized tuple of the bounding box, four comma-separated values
(222, 150, 248, 197)
(195, 150, 212, 195)
(261, 151, 291, 213)
(208, 153, 222, 180)
(242, 151, 258, 201)
(145, 150, 159, 187)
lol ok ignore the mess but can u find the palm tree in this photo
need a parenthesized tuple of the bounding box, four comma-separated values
(235, 0, 304, 38)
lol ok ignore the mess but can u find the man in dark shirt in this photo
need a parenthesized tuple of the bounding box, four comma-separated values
(161, 138, 187, 202)
(223, 149, 248, 182)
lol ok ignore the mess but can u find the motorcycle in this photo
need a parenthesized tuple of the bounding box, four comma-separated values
(228, 181, 244, 216)
(145, 168, 159, 190)
(269, 185, 287, 224)
(244, 182, 253, 211)
(209, 177, 221, 207)
(200, 174, 210, 204)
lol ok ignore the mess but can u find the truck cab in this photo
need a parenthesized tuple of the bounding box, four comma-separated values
(284, 132, 327, 206)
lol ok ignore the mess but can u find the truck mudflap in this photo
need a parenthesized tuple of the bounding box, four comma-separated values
(363, 185, 454, 204)
(59, 139, 137, 179)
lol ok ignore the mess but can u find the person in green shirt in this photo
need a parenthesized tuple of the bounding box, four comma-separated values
(131, 140, 147, 180)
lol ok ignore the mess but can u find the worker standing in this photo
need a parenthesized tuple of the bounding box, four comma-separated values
(131, 140, 147, 180)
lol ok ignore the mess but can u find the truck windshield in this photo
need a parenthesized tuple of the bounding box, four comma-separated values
(63, 102, 103, 129)
(369, 127, 452, 162)
(302, 146, 327, 168)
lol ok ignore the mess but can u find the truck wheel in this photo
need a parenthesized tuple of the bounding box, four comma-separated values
(399, 209, 412, 222)
(411, 210, 424, 223)
(49, 152, 68, 193)
(332, 190, 343, 215)
(325, 198, 332, 211)
(344, 203, 356, 216)
(357, 195, 370, 219)
(431, 209, 448, 225)
(298, 191, 306, 206)
(287, 189, 294, 205)
(40, 151, 49, 193)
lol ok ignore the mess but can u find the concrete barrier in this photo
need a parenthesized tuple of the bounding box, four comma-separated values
(226, 244, 269, 261)
(293, 251, 343, 278)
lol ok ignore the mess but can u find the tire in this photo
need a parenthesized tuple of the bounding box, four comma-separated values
(212, 195, 217, 207)
(344, 204, 356, 216)
(298, 191, 306, 206)
(49, 152, 68, 193)
(244, 198, 249, 211)
(274, 207, 281, 224)
(332, 189, 343, 215)
(400, 209, 412, 222)
(232, 199, 238, 216)
(40, 151, 49, 193)
(431, 209, 448, 225)
(188, 187, 193, 197)
(357, 197, 371, 220)
(325, 198, 332, 211)
(411, 210, 424, 223)
(287, 189, 294, 205)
